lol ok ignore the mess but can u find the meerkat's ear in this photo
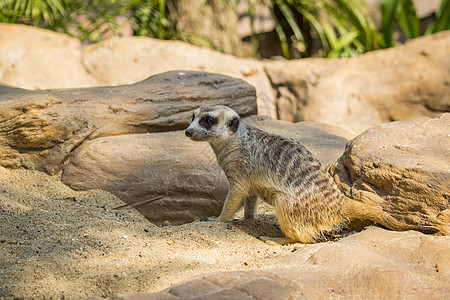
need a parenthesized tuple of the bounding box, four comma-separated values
(228, 117, 240, 133)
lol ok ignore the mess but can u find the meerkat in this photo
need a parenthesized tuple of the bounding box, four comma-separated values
(185, 105, 438, 244)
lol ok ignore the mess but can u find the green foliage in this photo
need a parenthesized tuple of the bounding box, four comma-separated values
(381, 0, 420, 47)
(247, 0, 449, 58)
(431, 0, 450, 33)
(123, 0, 177, 40)
(247, 0, 380, 58)
(59, 0, 124, 42)
(0, 0, 65, 26)
(0, 0, 177, 43)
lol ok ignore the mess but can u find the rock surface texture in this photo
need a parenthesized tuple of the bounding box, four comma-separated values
(0, 71, 256, 175)
(102, 227, 450, 299)
(330, 113, 450, 234)
(265, 31, 450, 134)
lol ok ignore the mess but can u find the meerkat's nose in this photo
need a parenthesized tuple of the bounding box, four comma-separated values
(185, 128, 193, 137)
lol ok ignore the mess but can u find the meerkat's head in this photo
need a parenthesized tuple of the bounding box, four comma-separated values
(185, 105, 240, 145)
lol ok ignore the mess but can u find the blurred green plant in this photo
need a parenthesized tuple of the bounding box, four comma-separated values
(242, 0, 381, 58)
(245, 0, 449, 58)
(0, 0, 177, 43)
(381, 0, 420, 47)
(0, 0, 65, 26)
(122, 0, 177, 40)
(429, 0, 450, 33)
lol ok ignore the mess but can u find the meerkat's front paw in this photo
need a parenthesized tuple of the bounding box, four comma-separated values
(200, 217, 217, 222)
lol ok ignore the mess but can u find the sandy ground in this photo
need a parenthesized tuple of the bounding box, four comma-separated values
(0, 165, 304, 299)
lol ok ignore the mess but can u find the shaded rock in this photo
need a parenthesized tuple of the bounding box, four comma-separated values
(329, 113, 449, 234)
(107, 227, 450, 299)
(61, 119, 350, 225)
(61, 131, 228, 226)
(0, 71, 256, 175)
(265, 31, 450, 135)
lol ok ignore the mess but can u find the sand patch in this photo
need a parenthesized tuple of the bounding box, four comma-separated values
(0, 166, 300, 298)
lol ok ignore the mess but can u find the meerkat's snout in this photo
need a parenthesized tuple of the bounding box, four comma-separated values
(185, 128, 193, 137)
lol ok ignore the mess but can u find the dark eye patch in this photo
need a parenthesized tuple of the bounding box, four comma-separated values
(191, 113, 195, 122)
(199, 116, 217, 129)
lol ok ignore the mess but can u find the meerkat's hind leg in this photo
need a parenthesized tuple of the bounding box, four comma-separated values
(227, 195, 258, 222)
(244, 195, 257, 220)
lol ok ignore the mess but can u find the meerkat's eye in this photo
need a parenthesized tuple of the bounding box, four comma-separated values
(204, 117, 214, 125)
(199, 116, 217, 129)
(191, 113, 195, 122)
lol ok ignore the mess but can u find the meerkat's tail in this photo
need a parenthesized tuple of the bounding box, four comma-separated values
(342, 199, 439, 234)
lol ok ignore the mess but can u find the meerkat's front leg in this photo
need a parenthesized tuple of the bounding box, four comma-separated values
(215, 185, 248, 222)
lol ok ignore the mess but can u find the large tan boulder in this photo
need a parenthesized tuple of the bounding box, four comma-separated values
(106, 227, 450, 299)
(265, 31, 450, 135)
(0, 71, 256, 175)
(330, 113, 450, 234)
(0, 23, 97, 89)
(61, 119, 351, 225)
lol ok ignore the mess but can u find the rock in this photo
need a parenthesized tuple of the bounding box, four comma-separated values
(0, 23, 275, 118)
(107, 227, 450, 299)
(329, 113, 449, 234)
(61, 131, 229, 226)
(0, 71, 256, 175)
(0, 23, 97, 89)
(4, 24, 448, 133)
(265, 31, 450, 135)
(81, 37, 275, 117)
(61, 119, 350, 225)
